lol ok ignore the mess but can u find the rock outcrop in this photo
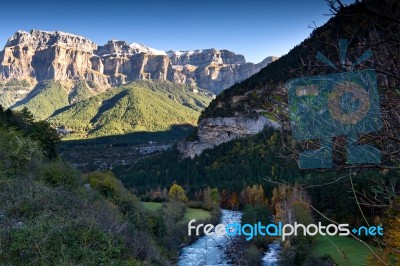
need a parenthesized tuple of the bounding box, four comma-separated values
(177, 116, 280, 158)
(0, 30, 277, 99)
(0, 30, 109, 87)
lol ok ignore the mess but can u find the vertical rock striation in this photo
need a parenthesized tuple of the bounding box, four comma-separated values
(0, 29, 277, 97)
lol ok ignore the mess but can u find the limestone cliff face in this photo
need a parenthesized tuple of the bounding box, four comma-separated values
(0, 30, 277, 100)
(0, 30, 108, 86)
(167, 49, 246, 65)
(177, 116, 280, 158)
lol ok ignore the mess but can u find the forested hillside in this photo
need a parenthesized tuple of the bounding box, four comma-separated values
(8, 80, 212, 140)
(115, 1, 400, 264)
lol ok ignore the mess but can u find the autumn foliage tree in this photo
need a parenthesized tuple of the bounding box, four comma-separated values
(240, 185, 266, 206)
(368, 197, 400, 265)
(229, 192, 240, 209)
(271, 185, 313, 234)
(168, 184, 188, 203)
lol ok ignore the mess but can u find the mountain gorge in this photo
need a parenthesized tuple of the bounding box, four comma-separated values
(1, 1, 399, 265)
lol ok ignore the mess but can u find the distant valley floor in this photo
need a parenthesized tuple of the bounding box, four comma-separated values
(58, 124, 194, 171)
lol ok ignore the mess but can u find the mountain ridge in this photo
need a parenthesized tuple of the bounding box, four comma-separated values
(0, 29, 277, 103)
(47, 80, 213, 139)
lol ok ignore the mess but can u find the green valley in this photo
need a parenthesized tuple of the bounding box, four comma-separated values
(12, 80, 95, 120)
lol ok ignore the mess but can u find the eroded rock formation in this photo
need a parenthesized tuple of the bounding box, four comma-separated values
(0, 30, 277, 95)
(177, 116, 281, 158)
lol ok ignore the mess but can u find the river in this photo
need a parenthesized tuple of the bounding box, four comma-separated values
(178, 209, 280, 266)
(262, 241, 281, 266)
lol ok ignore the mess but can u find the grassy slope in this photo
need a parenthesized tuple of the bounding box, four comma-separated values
(0, 79, 32, 108)
(142, 202, 163, 211)
(11, 80, 95, 120)
(48, 80, 212, 139)
(68, 80, 94, 104)
(183, 208, 211, 223)
(17, 81, 70, 120)
(142, 202, 211, 222)
(311, 235, 376, 265)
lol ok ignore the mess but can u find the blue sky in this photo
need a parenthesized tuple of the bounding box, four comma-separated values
(0, 0, 355, 63)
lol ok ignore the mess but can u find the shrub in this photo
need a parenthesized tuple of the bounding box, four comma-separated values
(38, 161, 80, 190)
(302, 254, 335, 266)
(84, 171, 141, 214)
(160, 201, 187, 250)
(187, 201, 203, 209)
(0, 175, 163, 265)
(0, 129, 43, 175)
(241, 205, 273, 248)
(5, 79, 30, 87)
(243, 244, 263, 266)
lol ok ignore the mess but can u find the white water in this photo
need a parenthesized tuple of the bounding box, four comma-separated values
(178, 209, 281, 266)
(178, 209, 242, 266)
(262, 241, 281, 266)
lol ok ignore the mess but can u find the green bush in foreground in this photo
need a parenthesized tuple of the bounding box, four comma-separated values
(0, 109, 171, 265)
(38, 161, 80, 190)
(0, 129, 43, 176)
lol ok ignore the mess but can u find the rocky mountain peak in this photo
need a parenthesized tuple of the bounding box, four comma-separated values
(6, 29, 97, 52)
(97, 40, 131, 55)
(96, 40, 167, 56)
(0, 29, 277, 99)
(128, 43, 167, 55)
(166, 48, 246, 66)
